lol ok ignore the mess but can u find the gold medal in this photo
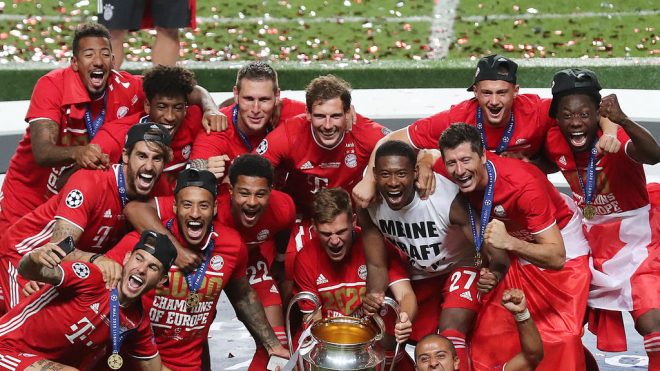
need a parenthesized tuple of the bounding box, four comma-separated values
(474, 252, 483, 268)
(107, 353, 123, 370)
(583, 205, 596, 220)
(186, 292, 201, 309)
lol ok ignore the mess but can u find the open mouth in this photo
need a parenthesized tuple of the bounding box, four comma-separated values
(247, 116, 263, 125)
(385, 190, 404, 203)
(136, 172, 155, 190)
(89, 70, 105, 88)
(455, 173, 474, 189)
(186, 220, 204, 239)
(569, 131, 588, 148)
(327, 244, 343, 255)
(127, 274, 144, 291)
(487, 106, 503, 117)
(242, 208, 260, 224)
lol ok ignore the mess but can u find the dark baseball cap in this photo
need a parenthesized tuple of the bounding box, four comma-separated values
(549, 68, 602, 118)
(132, 230, 177, 273)
(174, 168, 218, 198)
(124, 122, 172, 150)
(467, 55, 518, 91)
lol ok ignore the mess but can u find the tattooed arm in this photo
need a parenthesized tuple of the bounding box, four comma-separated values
(225, 276, 289, 357)
(30, 119, 108, 169)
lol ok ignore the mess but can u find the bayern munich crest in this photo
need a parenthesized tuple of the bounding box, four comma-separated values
(65, 189, 84, 209)
(72, 262, 90, 279)
(210, 255, 224, 271)
(344, 153, 357, 168)
(256, 229, 270, 241)
(358, 264, 367, 280)
(116, 106, 129, 119)
(182, 145, 191, 159)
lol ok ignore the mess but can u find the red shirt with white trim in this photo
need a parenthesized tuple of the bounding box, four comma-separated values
(0, 262, 157, 369)
(91, 106, 204, 196)
(435, 155, 572, 242)
(190, 98, 307, 165)
(105, 220, 247, 371)
(544, 126, 648, 214)
(257, 113, 388, 215)
(0, 68, 143, 226)
(293, 232, 408, 317)
(407, 95, 552, 158)
(0, 165, 129, 260)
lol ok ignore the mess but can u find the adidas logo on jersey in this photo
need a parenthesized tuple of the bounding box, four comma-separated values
(316, 274, 328, 285)
(300, 161, 314, 170)
(460, 291, 473, 302)
(103, 209, 112, 218)
(270, 284, 279, 294)
(559, 155, 567, 166)
(90, 302, 100, 313)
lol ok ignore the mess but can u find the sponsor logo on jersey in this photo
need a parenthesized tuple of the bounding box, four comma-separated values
(460, 291, 473, 302)
(72, 262, 90, 279)
(65, 189, 84, 209)
(90, 302, 100, 313)
(103, 209, 112, 218)
(316, 274, 329, 285)
(493, 205, 506, 218)
(269, 284, 279, 294)
(345, 153, 357, 168)
(116, 106, 129, 119)
(358, 265, 367, 280)
(210, 255, 224, 271)
(256, 139, 268, 155)
(559, 155, 567, 166)
(182, 144, 192, 160)
(319, 162, 340, 169)
(257, 229, 270, 241)
(300, 161, 314, 170)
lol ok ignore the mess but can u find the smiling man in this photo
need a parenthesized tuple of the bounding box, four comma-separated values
(0, 229, 176, 370)
(108, 168, 289, 370)
(544, 69, 660, 366)
(190, 62, 306, 180)
(0, 124, 172, 311)
(91, 65, 204, 195)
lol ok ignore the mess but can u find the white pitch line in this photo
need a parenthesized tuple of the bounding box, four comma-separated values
(459, 9, 660, 22)
(427, 0, 459, 59)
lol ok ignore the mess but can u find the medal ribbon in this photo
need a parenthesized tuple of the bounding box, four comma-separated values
(466, 160, 496, 254)
(476, 107, 515, 154)
(575, 140, 598, 206)
(232, 105, 270, 152)
(166, 219, 215, 293)
(109, 288, 130, 355)
(84, 94, 108, 139)
(117, 163, 128, 208)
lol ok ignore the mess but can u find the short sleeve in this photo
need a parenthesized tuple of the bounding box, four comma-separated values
(58, 261, 105, 292)
(91, 120, 133, 163)
(517, 180, 557, 234)
(25, 75, 63, 124)
(155, 196, 176, 221)
(293, 248, 320, 313)
(55, 170, 104, 232)
(105, 232, 141, 264)
(386, 244, 409, 286)
(255, 117, 297, 167)
(407, 111, 451, 149)
(229, 232, 249, 281)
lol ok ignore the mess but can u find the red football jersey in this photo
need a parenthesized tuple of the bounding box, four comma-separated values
(105, 221, 248, 371)
(435, 155, 572, 242)
(0, 68, 144, 228)
(545, 126, 648, 214)
(1, 164, 129, 260)
(0, 262, 157, 369)
(92, 106, 204, 196)
(190, 98, 307, 163)
(408, 95, 552, 158)
(293, 233, 408, 317)
(257, 113, 387, 215)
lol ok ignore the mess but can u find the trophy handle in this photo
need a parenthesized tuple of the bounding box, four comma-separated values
(286, 291, 321, 370)
(381, 297, 401, 371)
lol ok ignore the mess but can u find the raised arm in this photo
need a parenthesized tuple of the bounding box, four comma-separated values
(484, 219, 565, 270)
(599, 94, 660, 164)
(357, 207, 390, 314)
(501, 289, 544, 371)
(17, 244, 65, 285)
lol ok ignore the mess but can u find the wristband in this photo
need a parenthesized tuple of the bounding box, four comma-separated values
(275, 253, 286, 263)
(89, 253, 103, 264)
(515, 308, 531, 322)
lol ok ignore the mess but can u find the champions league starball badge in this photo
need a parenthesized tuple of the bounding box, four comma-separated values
(107, 353, 123, 370)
